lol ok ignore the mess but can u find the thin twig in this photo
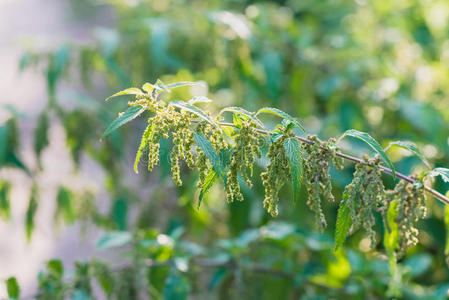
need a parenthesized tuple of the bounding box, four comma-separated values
(192, 120, 449, 205)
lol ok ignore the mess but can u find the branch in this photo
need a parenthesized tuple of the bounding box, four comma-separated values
(201, 120, 449, 205)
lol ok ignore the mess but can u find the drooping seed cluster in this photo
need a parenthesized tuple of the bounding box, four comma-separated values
(132, 94, 198, 185)
(342, 156, 386, 248)
(261, 132, 293, 217)
(132, 98, 171, 172)
(170, 111, 195, 186)
(386, 180, 426, 256)
(302, 135, 341, 231)
(226, 120, 262, 202)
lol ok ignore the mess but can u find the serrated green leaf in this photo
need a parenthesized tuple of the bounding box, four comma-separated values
(188, 96, 212, 105)
(232, 113, 242, 129)
(105, 88, 144, 101)
(335, 195, 351, 250)
(97, 231, 132, 250)
(444, 205, 449, 255)
(426, 168, 449, 183)
(386, 141, 430, 169)
(198, 169, 218, 209)
(142, 82, 163, 94)
(194, 133, 227, 182)
(340, 129, 396, 180)
(283, 138, 302, 203)
(25, 184, 39, 241)
(170, 100, 219, 129)
(134, 122, 155, 174)
(256, 107, 305, 132)
(219, 107, 265, 129)
(101, 105, 144, 139)
(166, 81, 198, 89)
(155, 79, 169, 91)
(6, 277, 20, 299)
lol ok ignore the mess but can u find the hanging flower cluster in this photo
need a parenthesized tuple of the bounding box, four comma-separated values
(302, 135, 343, 231)
(385, 179, 426, 255)
(343, 155, 386, 248)
(226, 120, 262, 202)
(261, 128, 295, 217)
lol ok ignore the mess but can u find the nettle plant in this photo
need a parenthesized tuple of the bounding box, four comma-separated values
(101, 80, 449, 277)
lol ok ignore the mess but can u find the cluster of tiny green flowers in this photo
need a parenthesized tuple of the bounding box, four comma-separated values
(130, 93, 171, 172)
(131, 93, 198, 186)
(170, 111, 195, 186)
(226, 120, 262, 202)
(302, 135, 341, 231)
(386, 179, 426, 255)
(343, 156, 386, 248)
(261, 131, 293, 217)
(327, 138, 345, 171)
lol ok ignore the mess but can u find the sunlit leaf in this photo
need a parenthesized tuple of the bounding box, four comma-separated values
(101, 105, 145, 139)
(426, 168, 449, 183)
(166, 81, 198, 89)
(283, 138, 302, 203)
(142, 82, 163, 94)
(335, 194, 351, 250)
(219, 107, 265, 129)
(134, 122, 154, 174)
(385, 141, 430, 169)
(198, 169, 218, 209)
(384, 200, 399, 283)
(340, 129, 396, 180)
(105, 88, 144, 101)
(170, 100, 219, 129)
(188, 96, 212, 105)
(256, 107, 305, 132)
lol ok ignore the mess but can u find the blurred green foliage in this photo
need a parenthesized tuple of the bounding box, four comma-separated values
(2, 0, 449, 298)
